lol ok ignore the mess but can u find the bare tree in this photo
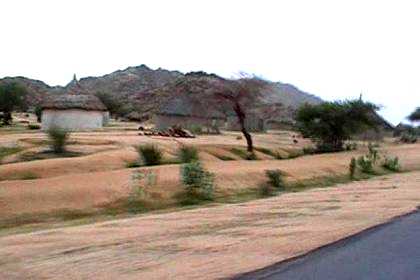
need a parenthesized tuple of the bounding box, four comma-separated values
(211, 75, 270, 153)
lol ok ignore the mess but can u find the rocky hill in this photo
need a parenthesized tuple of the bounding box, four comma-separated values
(0, 65, 322, 120)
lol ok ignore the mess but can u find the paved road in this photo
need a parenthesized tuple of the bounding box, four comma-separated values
(235, 211, 420, 280)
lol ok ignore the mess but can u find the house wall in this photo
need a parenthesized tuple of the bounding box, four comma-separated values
(42, 109, 104, 131)
(154, 114, 224, 132)
(226, 116, 265, 132)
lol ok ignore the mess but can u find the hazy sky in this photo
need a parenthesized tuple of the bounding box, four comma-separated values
(1, 0, 419, 124)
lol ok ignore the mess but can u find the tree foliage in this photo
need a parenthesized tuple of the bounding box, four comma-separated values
(95, 91, 124, 117)
(409, 107, 420, 122)
(296, 99, 379, 152)
(0, 82, 28, 125)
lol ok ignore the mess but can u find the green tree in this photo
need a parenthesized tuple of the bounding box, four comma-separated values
(95, 91, 123, 117)
(295, 99, 379, 152)
(409, 107, 420, 122)
(0, 82, 28, 125)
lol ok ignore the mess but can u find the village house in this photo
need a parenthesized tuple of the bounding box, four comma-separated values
(226, 112, 265, 132)
(153, 96, 225, 133)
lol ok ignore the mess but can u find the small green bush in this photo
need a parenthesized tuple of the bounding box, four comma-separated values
(349, 157, 357, 179)
(265, 169, 285, 190)
(382, 156, 400, 172)
(28, 124, 41, 130)
(189, 124, 203, 135)
(345, 142, 358, 151)
(357, 155, 375, 174)
(137, 144, 163, 166)
(181, 161, 214, 203)
(368, 143, 380, 164)
(400, 133, 417, 144)
(178, 145, 199, 163)
(47, 127, 69, 154)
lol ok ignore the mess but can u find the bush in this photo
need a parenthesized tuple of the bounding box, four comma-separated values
(357, 155, 375, 174)
(137, 144, 163, 166)
(368, 143, 380, 164)
(47, 127, 69, 154)
(400, 133, 417, 144)
(189, 124, 203, 135)
(349, 157, 357, 179)
(265, 169, 285, 190)
(28, 124, 41, 130)
(382, 156, 401, 172)
(181, 161, 214, 203)
(178, 145, 199, 163)
(345, 142, 358, 151)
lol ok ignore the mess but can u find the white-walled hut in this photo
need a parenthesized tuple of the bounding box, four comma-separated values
(41, 94, 109, 131)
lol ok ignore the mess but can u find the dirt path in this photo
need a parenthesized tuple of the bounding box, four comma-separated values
(1, 171, 420, 280)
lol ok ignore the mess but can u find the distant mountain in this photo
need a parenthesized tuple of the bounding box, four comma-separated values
(0, 65, 322, 121)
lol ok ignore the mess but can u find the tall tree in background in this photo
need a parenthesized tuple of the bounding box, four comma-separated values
(296, 99, 380, 152)
(0, 82, 27, 125)
(95, 91, 123, 117)
(409, 107, 420, 122)
(212, 75, 270, 153)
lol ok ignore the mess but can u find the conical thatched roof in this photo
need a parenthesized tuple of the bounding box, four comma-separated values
(42, 94, 107, 111)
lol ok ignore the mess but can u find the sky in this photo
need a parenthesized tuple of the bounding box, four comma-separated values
(1, 0, 419, 125)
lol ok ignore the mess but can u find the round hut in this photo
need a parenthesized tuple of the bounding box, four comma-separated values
(41, 94, 108, 131)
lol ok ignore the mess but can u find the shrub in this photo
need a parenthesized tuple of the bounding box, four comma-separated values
(47, 127, 69, 154)
(368, 143, 380, 164)
(345, 142, 358, 151)
(357, 155, 375, 174)
(178, 145, 199, 163)
(400, 133, 417, 144)
(181, 161, 214, 203)
(265, 169, 285, 190)
(137, 144, 163, 166)
(349, 157, 357, 179)
(382, 156, 401, 172)
(189, 124, 203, 135)
(28, 124, 41, 130)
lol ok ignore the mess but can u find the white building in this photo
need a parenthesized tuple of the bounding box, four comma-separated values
(41, 94, 109, 131)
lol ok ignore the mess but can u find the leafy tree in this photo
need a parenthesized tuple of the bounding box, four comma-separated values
(95, 91, 123, 117)
(295, 99, 379, 152)
(0, 82, 28, 125)
(408, 107, 420, 122)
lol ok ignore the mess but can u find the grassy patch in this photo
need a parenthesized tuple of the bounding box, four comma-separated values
(230, 147, 258, 160)
(254, 147, 276, 157)
(19, 150, 83, 162)
(18, 172, 40, 180)
(0, 146, 23, 162)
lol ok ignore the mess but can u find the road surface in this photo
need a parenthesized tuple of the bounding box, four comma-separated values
(235, 211, 420, 280)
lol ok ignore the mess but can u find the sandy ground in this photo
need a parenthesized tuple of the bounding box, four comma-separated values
(1, 171, 420, 279)
(1, 143, 419, 219)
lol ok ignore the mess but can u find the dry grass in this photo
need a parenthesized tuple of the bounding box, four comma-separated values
(1, 171, 420, 279)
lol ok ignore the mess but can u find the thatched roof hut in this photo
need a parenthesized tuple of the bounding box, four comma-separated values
(42, 94, 107, 111)
(41, 94, 108, 131)
(154, 96, 225, 132)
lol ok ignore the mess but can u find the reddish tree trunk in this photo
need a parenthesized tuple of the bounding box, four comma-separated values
(234, 102, 253, 152)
